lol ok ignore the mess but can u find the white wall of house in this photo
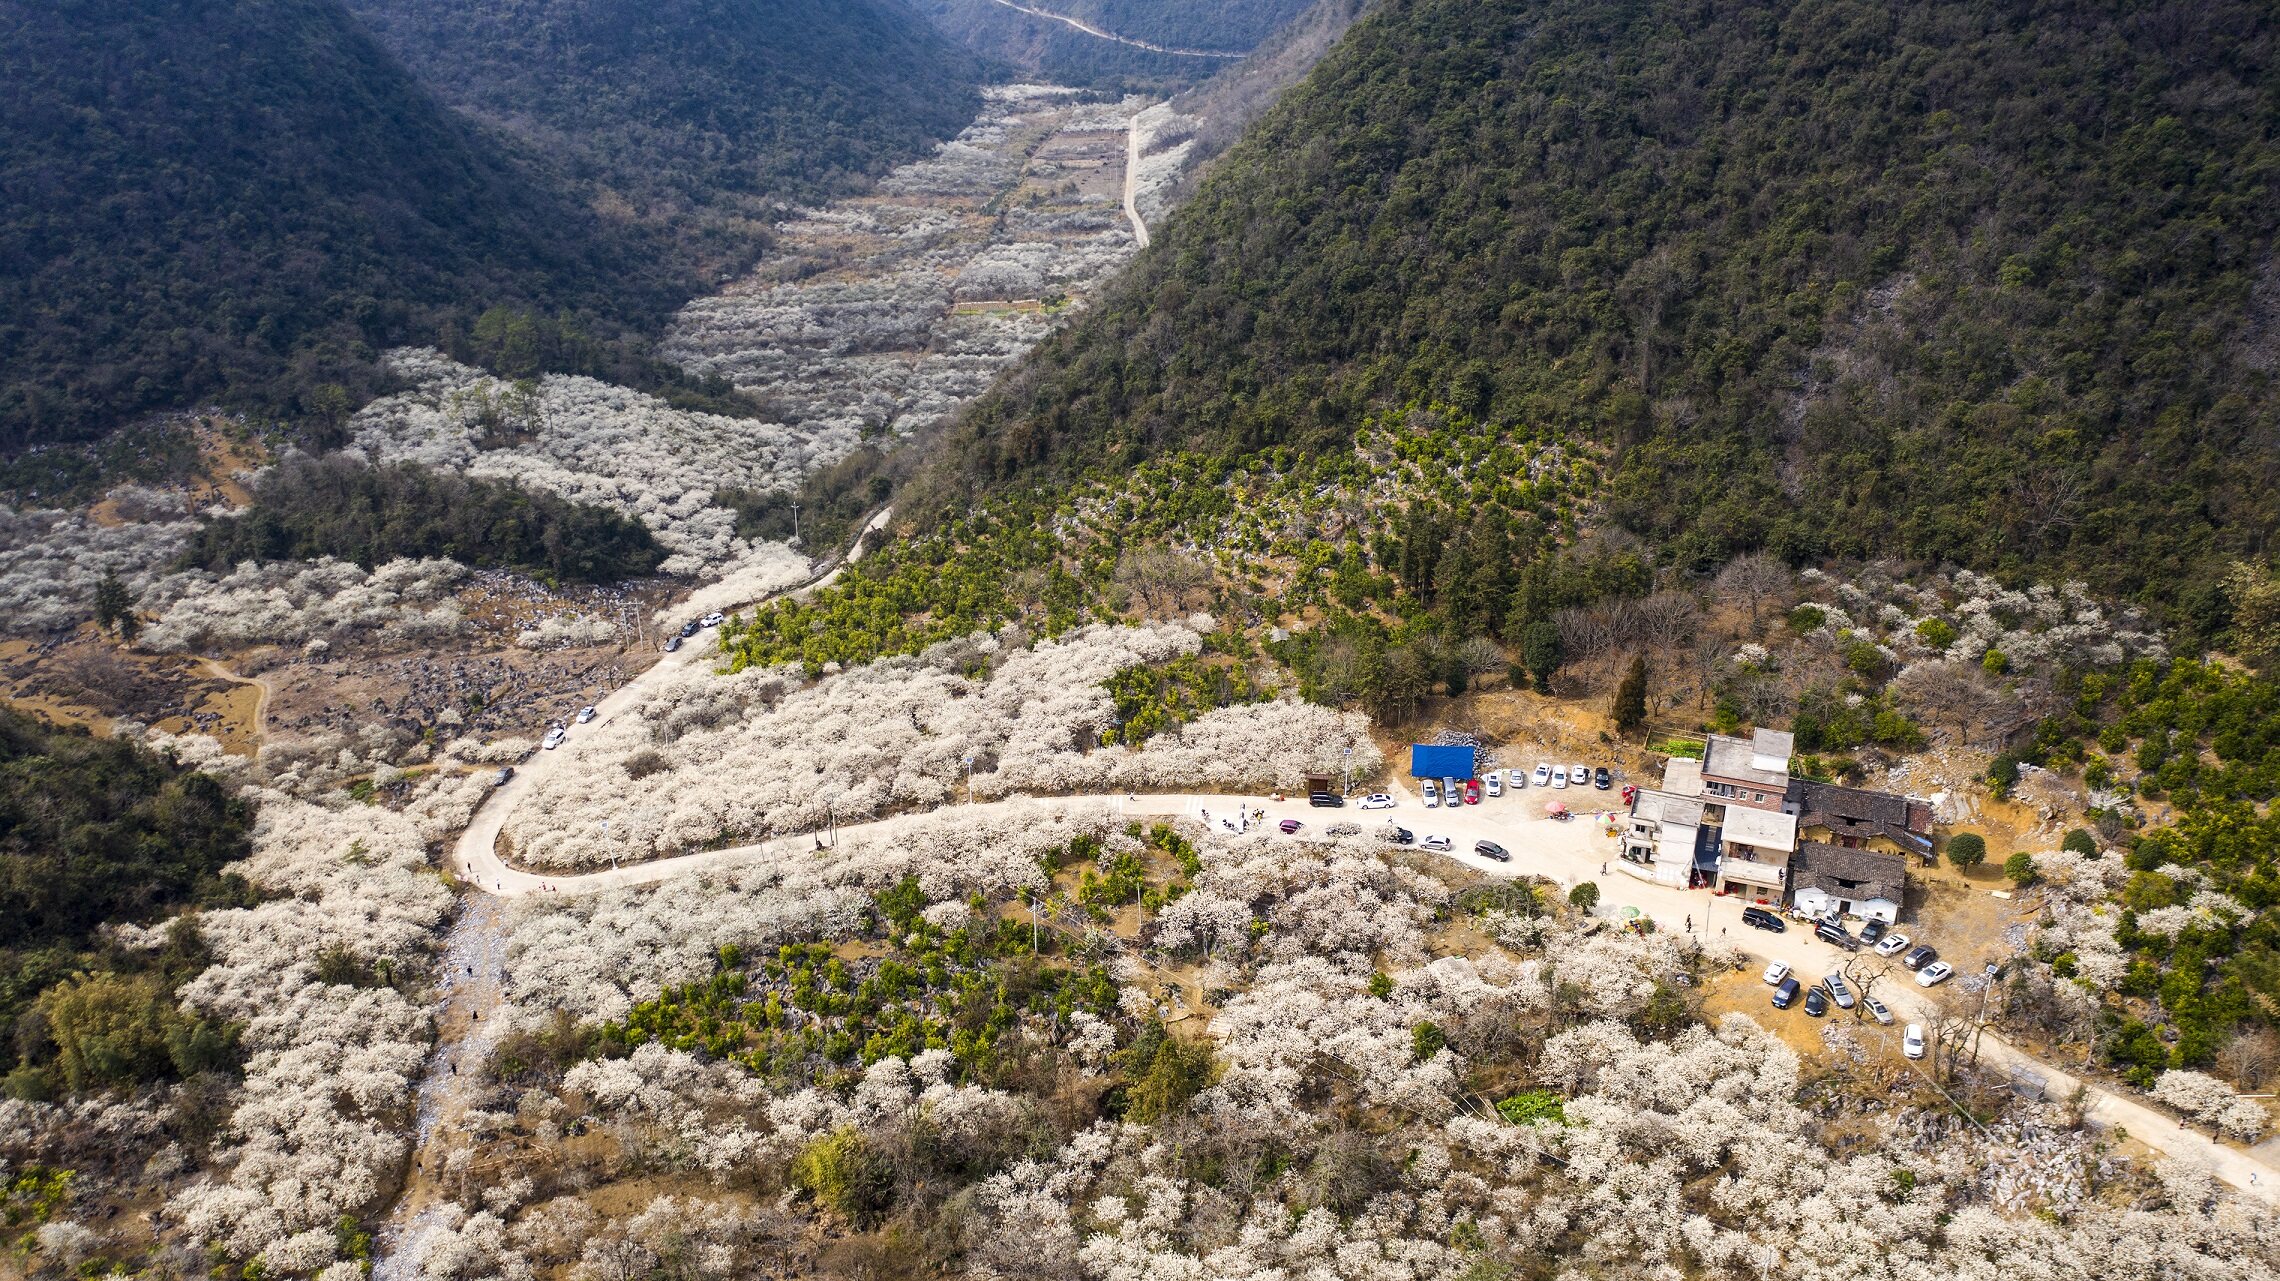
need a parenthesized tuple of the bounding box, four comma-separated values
(1793, 886, 1899, 925)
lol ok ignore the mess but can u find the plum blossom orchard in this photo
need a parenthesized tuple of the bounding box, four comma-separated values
(165, 797, 452, 1278)
(662, 87, 1152, 443)
(368, 803, 2280, 1281)
(347, 351, 823, 577)
(501, 621, 1377, 869)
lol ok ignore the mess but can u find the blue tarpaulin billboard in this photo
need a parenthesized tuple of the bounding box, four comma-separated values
(1409, 744, 1477, 779)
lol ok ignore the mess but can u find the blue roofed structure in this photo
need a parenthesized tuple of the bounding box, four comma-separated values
(1409, 744, 1476, 779)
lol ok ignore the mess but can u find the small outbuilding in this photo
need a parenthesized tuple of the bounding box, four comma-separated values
(1409, 744, 1477, 779)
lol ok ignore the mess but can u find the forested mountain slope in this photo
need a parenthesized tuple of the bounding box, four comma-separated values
(933, 0, 2280, 611)
(0, 0, 685, 449)
(343, 0, 987, 252)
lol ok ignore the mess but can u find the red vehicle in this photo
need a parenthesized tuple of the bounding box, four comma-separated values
(1278, 818, 1302, 834)
(1463, 778, 1482, 805)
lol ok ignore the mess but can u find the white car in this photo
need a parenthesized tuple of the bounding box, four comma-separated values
(1484, 770, 1503, 798)
(1823, 972, 1856, 1009)
(1421, 779, 1440, 808)
(1551, 766, 1569, 789)
(1570, 762, 1591, 788)
(1422, 834, 1454, 852)
(1864, 996, 1894, 1026)
(700, 612, 726, 627)
(575, 705, 597, 725)
(1762, 960, 1791, 987)
(1903, 1024, 1926, 1059)
(1874, 931, 1911, 958)
(541, 727, 567, 750)
(1916, 961, 1955, 988)
(1531, 763, 1552, 787)
(1359, 793, 1395, 811)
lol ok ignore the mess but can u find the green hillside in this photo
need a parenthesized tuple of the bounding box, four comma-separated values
(0, 0, 685, 449)
(931, 0, 2280, 612)
(343, 0, 987, 248)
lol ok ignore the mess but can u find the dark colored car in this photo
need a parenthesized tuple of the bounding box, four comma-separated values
(1904, 944, 1939, 971)
(1309, 792, 1344, 807)
(1742, 906, 1787, 933)
(1815, 921, 1857, 950)
(1391, 827, 1415, 845)
(1771, 976, 1802, 1009)
(679, 620, 700, 639)
(1858, 918, 1888, 945)
(1473, 839, 1511, 863)
(1593, 766, 1612, 790)
(495, 766, 514, 786)
(1278, 818, 1302, 834)
(1803, 986, 1829, 1017)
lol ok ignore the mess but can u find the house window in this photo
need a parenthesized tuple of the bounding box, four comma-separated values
(1753, 791, 1765, 802)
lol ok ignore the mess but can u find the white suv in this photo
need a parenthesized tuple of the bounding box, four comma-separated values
(1421, 779, 1440, 807)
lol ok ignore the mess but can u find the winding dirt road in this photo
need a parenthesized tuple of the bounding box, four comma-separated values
(1123, 115, 1152, 248)
(985, 0, 1247, 59)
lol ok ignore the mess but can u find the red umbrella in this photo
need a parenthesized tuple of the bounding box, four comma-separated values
(1545, 800, 1569, 816)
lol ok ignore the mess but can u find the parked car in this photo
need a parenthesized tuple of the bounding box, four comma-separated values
(1902, 1023, 1927, 1059)
(1858, 918, 1887, 945)
(700, 611, 726, 627)
(1473, 839, 1511, 862)
(664, 635, 683, 653)
(1903, 944, 1938, 971)
(1359, 793, 1395, 810)
(1484, 770, 1503, 797)
(1309, 792, 1344, 807)
(1771, 976, 1802, 1009)
(1463, 778, 1482, 804)
(1742, 906, 1787, 933)
(576, 705, 598, 725)
(1823, 973, 1856, 1009)
(1814, 921, 1857, 950)
(1531, 763, 1552, 787)
(1874, 931, 1911, 958)
(495, 766, 515, 786)
(1916, 960, 1955, 987)
(1278, 818, 1302, 834)
(1570, 762, 1591, 788)
(1390, 826, 1415, 845)
(1864, 996, 1894, 1026)
(1551, 766, 1569, 789)
(678, 620, 700, 639)
(1762, 960, 1792, 987)
(1421, 779, 1440, 807)
(1592, 766, 1612, 790)
(542, 726, 567, 750)
(1803, 986, 1829, 1017)
(1422, 834, 1454, 852)
(1443, 777, 1462, 806)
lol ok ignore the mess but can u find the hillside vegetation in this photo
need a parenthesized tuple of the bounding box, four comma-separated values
(930, 0, 2280, 613)
(181, 453, 667, 584)
(0, 709, 255, 1098)
(343, 0, 987, 262)
(0, 0, 686, 449)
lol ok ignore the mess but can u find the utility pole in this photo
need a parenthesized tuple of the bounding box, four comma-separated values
(790, 501, 802, 547)
(1971, 960, 2002, 1068)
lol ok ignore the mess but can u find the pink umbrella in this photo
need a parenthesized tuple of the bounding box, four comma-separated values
(1545, 800, 1569, 816)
